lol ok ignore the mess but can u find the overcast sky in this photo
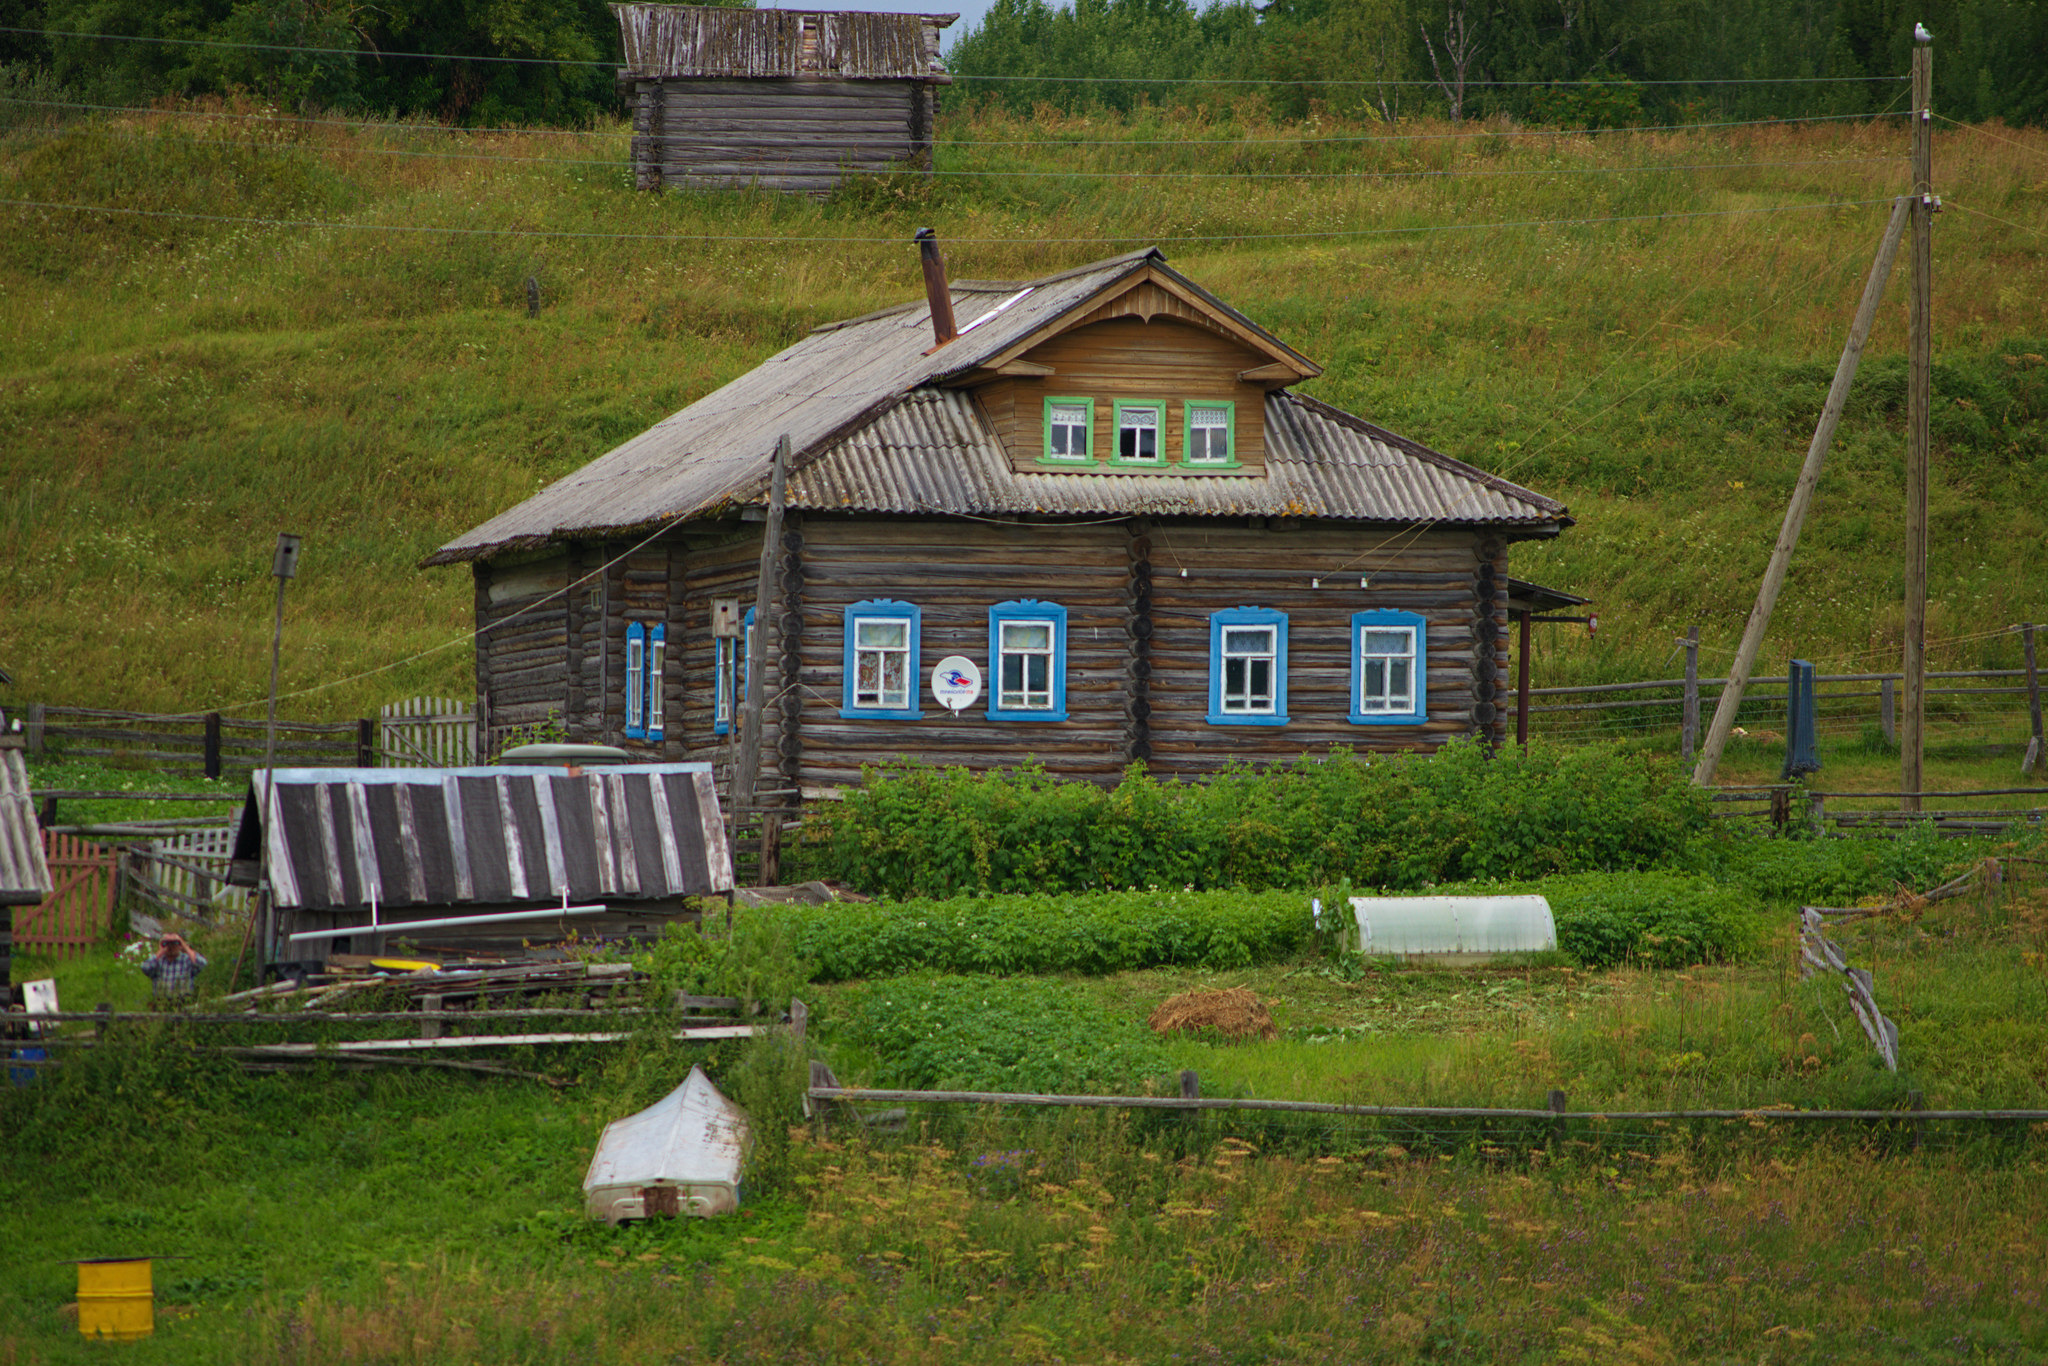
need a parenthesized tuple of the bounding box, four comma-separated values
(757, 0, 997, 49)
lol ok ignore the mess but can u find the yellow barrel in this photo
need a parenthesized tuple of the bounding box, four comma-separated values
(76, 1258, 153, 1341)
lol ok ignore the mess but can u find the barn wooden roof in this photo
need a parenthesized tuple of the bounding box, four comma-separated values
(0, 741, 53, 907)
(427, 248, 1565, 566)
(613, 5, 955, 81)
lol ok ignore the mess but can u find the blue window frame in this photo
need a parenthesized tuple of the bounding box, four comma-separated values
(986, 600, 1068, 722)
(625, 622, 647, 738)
(1207, 607, 1289, 726)
(1351, 610, 1428, 725)
(646, 622, 666, 742)
(713, 633, 736, 735)
(841, 599, 921, 720)
(715, 608, 757, 735)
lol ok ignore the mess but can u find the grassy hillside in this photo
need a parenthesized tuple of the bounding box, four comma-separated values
(1, 102, 2043, 721)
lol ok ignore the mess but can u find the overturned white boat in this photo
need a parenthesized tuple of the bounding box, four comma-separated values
(583, 1065, 750, 1223)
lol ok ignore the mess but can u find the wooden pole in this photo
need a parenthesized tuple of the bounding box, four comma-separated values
(1515, 610, 1531, 747)
(2023, 623, 2042, 777)
(1691, 196, 1911, 787)
(1903, 33, 1934, 814)
(1681, 624, 1700, 762)
(733, 434, 789, 814)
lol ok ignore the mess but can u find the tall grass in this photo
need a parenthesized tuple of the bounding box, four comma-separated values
(0, 105, 2042, 717)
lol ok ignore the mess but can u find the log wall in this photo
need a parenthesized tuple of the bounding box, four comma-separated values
(482, 517, 1508, 789)
(632, 77, 925, 196)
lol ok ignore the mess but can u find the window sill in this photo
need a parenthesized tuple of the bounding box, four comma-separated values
(1350, 711, 1428, 726)
(1180, 459, 1245, 472)
(985, 708, 1068, 723)
(1035, 455, 1099, 468)
(840, 706, 923, 721)
(1206, 711, 1290, 727)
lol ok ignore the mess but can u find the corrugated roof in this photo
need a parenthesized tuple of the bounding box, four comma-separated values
(787, 388, 1565, 523)
(229, 765, 732, 912)
(428, 247, 1561, 565)
(0, 742, 53, 907)
(614, 4, 954, 81)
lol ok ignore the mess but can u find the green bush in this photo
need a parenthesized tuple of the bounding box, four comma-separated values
(803, 741, 1710, 898)
(1429, 871, 1768, 969)
(832, 976, 1173, 1094)
(755, 889, 1311, 983)
(1704, 824, 1990, 907)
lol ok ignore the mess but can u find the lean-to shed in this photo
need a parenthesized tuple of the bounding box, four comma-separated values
(615, 4, 956, 195)
(227, 764, 733, 971)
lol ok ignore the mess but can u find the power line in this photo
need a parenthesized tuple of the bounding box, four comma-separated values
(1, 24, 614, 68)
(0, 120, 1905, 180)
(0, 95, 1912, 148)
(0, 194, 1901, 246)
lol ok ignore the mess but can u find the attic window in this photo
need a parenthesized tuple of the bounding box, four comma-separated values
(1184, 402, 1237, 466)
(1113, 401, 1163, 465)
(1041, 397, 1093, 463)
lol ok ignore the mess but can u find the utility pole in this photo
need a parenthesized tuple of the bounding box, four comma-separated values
(231, 532, 302, 990)
(733, 434, 789, 814)
(1902, 26, 1934, 814)
(1690, 197, 1909, 787)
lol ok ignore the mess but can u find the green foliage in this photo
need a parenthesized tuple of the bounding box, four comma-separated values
(634, 913, 813, 1009)
(1427, 870, 1770, 969)
(757, 888, 1311, 983)
(806, 743, 1711, 898)
(1707, 823, 1987, 907)
(833, 974, 1173, 1093)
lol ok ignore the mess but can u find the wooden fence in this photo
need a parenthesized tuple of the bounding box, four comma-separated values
(15, 832, 119, 959)
(378, 695, 475, 768)
(22, 704, 368, 778)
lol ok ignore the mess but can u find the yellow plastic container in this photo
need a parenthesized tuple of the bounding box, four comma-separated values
(77, 1258, 153, 1341)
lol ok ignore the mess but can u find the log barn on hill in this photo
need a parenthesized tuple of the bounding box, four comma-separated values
(614, 4, 955, 195)
(426, 242, 1573, 797)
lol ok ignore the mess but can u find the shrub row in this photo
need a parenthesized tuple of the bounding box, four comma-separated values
(1422, 871, 1769, 969)
(755, 889, 1312, 983)
(799, 741, 1711, 899)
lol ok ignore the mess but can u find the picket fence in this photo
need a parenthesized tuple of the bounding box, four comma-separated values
(378, 695, 475, 769)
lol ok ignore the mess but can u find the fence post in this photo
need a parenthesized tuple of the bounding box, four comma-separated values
(760, 812, 782, 887)
(203, 712, 223, 780)
(355, 718, 374, 768)
(2023, 624, 2042, 777)
(1681, 626, 1700, 762)
(1880, 676, 1896, 746)
(1179, 1069, 1201, 1101)
(1548, 1088, 1568, 1143)
(420, 993, 443, 1041)
(25, 703, 43, 756)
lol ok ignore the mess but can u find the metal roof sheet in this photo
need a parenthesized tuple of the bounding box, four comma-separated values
(786, 388, 1565, 524)
(614, 4, 954, 81)
(426, 249, 1349, 565)
(0, 743, 53, 907)
(230, 765, 732, 912)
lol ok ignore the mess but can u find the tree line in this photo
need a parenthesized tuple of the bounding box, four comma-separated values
(0, 0, 2040, 127)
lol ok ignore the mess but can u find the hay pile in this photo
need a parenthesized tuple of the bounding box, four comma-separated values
(1146, 988, 1278, 1042)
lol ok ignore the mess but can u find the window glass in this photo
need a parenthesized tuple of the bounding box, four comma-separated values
(1047, 403, 1090, 458)
(1360, 626, 1416, 713)
(998, 619, 1055, 710)
(625, 626, 646, 734)
(647, 627, 665, 737)
(714, 635, 735, 732)
(1118, 405, 1161, 462)
(853, 617, 910, 709)
(1220, 624, 1277, 713)
(1187, 406, 1232, 463)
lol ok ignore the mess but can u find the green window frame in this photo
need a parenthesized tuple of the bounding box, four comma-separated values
(1040, 396, 1096, 464)
(1182, 400, 1240, 468)
(1111, 400, 1166, 466)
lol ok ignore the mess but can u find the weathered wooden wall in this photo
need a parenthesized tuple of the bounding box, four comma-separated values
(977, 318, 1272, 472)
(481, 516, 1510, 788)
(632, 77, 925, 195)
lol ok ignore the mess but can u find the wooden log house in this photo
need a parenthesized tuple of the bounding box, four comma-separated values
(426, 244, 1574, 797)
(615, 4, 955, 195)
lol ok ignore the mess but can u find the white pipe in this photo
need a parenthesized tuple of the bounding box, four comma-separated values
(285, 904, 611, 947)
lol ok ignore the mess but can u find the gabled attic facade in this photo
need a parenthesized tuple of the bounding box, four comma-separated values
(431, 247, 1571, 793)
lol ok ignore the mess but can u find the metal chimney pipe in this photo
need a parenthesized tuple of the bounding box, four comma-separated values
(916, 227, 957, 348)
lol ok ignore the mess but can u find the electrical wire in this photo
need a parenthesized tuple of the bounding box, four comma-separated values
(0, 25, 1913, 86)
(0, 95, 1913, 148)
(0, 118, 1906, 180)
(1946, 199, 2048, 242)
(0, 194, 1903, 245)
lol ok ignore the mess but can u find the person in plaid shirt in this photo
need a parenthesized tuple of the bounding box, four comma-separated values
(141, 933, 207, 999)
